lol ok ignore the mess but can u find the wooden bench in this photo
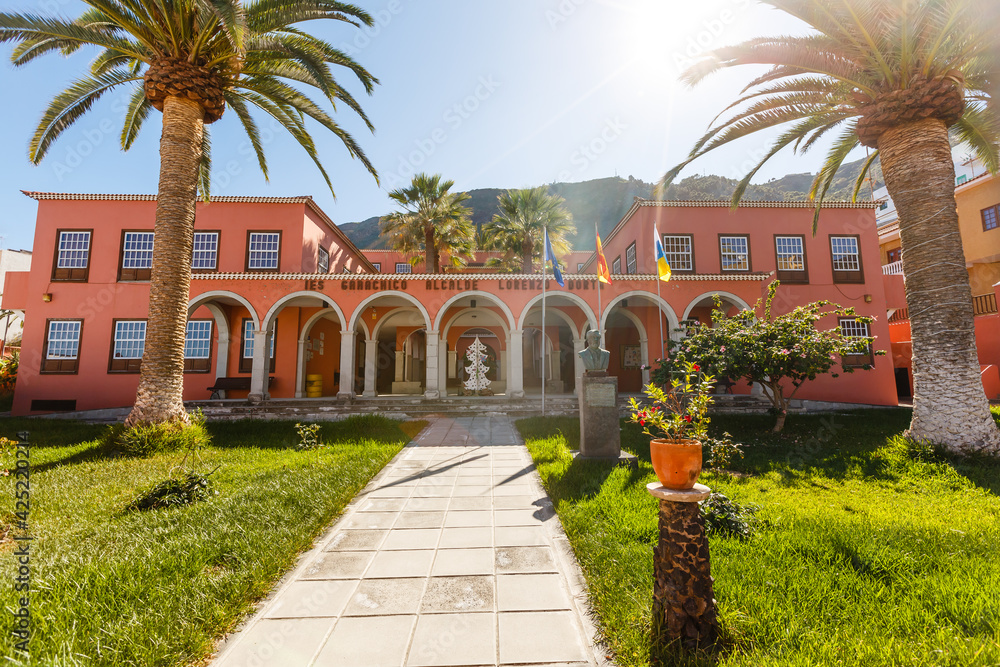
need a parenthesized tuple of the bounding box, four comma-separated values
(208, 376, 274, 399)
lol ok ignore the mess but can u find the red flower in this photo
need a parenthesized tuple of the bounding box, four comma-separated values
(639, 420, 645, 426)
(692, 364, 701, 372)
(684, 415, 693, 423)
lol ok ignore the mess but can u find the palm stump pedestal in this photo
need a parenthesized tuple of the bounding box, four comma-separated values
(647, 482, 719, 651)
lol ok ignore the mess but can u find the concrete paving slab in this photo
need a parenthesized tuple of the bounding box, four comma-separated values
(210, 416, 606, 667)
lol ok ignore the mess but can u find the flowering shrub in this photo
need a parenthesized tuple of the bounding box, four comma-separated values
(627, 361, 715, 441)
(661, 281, 883, 432)
(0, 351, 18, 394)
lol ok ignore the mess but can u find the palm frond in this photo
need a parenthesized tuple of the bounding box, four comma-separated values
(807, 121, 862, 232)
(951, 102, 1000, 175)
(120, 82, 152, 150)
(198, 125, 212, 200)
(31, 68, 141, 162)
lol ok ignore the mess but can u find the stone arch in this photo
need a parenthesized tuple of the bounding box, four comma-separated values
(517, 292, 597, 337)
(600, 290, 679, 335)
(262, 291, 346, 332)
(372, 307, 430, 341)
(188, 290, 259, 329)
(681, 291, 753, 321)
(433, 291, 516, 331)
(348, 291, 432, 333)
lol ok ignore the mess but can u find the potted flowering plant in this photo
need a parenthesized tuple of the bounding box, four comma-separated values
(628, 361, 715, 490)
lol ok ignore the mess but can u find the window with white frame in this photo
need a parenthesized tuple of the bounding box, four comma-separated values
(612, 256, 621, 274)
(395, 263, 412, 274)
(53, 230, 91, 281)
(577, 262, 585, 272)
(247, 232, 281, 271)
(626, 242, 637, 274)
(192, 232, 219, 270)
(184, 320, 213, 372)
(372, 263, 381, 272)
(839, 318, 874, 367)
(318, 246, 330, 273)
(119, 231, 154, 281)
(240, 319, 275, 373)
(662, 235, 694, 272)
(719, 235, 750, 271)
(42, 320, 82, 373)
(774, 235, 807, 282)
(110, 320, 146, 372)
(830, 235, 863, 283)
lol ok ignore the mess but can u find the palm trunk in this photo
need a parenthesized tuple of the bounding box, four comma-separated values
(125, 96, 204, 427)
(521, 239, 532, 274)
(425, 226, 438, 273)
(877, 118, 1000, 454)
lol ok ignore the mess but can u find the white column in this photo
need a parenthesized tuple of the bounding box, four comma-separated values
(572, 337, 584, 396)
(395, 350, 405, 382)
(363, 339, 378, 397)
(438, 338, 447, 397)
(295, 338, 307, 398)
(337, 330, 356, 399)
(507, 329, 525, 398)
(214, 333, 230, 380)
(424, 330, 441, 399)
(499, 350, 506, 381)
(248, 329, 272, 403)
(640, 337, 651, 387)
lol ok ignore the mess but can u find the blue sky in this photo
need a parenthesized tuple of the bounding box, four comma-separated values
(0, 0, 841, 252)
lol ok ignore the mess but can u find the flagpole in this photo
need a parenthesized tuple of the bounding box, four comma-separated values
(655, 224, 665, 362)
(541, 235, 547, 417)
(595, 223, 603, 338)
(656, 274, 665, 362)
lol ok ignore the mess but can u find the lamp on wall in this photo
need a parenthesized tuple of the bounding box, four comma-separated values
(864, 294, 873, 303)
(370, 307, 377, 320)
(42, 293, 52, 302)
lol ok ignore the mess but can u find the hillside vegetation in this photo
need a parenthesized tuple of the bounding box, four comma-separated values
(341, 157, 884, 250)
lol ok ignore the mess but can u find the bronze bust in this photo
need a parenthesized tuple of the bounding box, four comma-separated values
(579, 329, 610, 373)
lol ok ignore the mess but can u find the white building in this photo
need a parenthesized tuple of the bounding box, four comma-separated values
(0, 248, 31, 351)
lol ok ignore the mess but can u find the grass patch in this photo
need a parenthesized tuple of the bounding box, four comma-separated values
(517, 410, 1000, 666)
(0, 415, 414, 666)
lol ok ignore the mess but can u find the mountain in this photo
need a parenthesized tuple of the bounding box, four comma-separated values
(341, 157, 884, 250)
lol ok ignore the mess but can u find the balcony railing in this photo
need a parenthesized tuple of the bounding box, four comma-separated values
(882, 260, 903, 275)
(974, 293, 998, 316)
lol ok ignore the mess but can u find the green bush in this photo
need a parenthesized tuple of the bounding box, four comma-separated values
(0, 351, 18, 394)
(701, 492, 761, 540)
(126, 471, 217, 511)
(102, 418, 211, 457)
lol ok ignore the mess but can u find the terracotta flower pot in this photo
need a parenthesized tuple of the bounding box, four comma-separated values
(649, 438, 703, 490)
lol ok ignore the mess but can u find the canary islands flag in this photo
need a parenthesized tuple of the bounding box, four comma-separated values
(596, 231, 611, 284)
(653, 226, 671, 282)
(544, 228, 564, 287)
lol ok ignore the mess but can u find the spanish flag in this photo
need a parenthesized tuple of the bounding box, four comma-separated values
(654, 225, 671, 281)
(596, 231, 611, 284)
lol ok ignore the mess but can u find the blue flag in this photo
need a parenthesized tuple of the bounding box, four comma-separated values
(543, 228, 564, 287)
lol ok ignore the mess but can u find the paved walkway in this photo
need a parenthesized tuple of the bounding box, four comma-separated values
(212, 416, 605, 667)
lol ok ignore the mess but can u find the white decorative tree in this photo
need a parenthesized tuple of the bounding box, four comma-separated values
(463, 336, 492, 395)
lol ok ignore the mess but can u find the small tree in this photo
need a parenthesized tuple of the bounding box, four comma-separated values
(664, 282, 883, 432)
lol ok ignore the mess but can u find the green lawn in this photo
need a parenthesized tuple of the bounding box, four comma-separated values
(0, 415, 420, 666)
(517, 410, 1000, 667)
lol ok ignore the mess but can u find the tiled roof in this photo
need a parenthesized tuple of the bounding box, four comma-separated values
(22, 191, 313, 203)
(632, 198, 881, 209)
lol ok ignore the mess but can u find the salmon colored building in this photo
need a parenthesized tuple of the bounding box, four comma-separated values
(3, 192, 897, 415)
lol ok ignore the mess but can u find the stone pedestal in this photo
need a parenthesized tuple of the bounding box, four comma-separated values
(646, 482, 719, 651)
(578, 374, 623, 460)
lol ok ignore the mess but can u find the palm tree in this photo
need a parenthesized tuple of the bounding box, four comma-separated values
(380, 173, 475, 273)
(1, 1, 379, 427)
(661, 0, 1000, 455)
(484, 187, 575, 273)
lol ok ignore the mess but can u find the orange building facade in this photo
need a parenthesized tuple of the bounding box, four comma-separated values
(4, 193, 898, 415)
